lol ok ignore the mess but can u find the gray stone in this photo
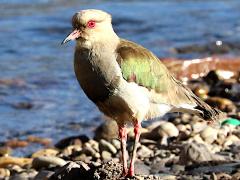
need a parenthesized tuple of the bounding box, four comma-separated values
(179, 141, 225, 165)
(32, 156, 67, 169)
(99, 139, 117, 154)
(34, 170, 54, 180)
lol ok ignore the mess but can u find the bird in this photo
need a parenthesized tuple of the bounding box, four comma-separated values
(62, 9, 223, 177)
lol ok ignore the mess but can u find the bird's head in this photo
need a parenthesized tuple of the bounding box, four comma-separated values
(62, 9, 118, 47)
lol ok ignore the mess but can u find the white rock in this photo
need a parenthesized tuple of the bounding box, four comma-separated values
(158, 122, 179, 137)
(200, 126, 218, 144)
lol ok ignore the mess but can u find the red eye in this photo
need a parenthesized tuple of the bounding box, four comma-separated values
(87, 20, 96, 28)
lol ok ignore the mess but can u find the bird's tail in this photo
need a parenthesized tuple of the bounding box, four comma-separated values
(174, 80, 226, 122)
(190, 94, 226, 122)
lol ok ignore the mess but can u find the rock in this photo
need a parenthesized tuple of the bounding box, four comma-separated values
(5, 139, 28, 148)
(9, 170, 37, 180)
(200, 126, 218, 144)
(31, 148, 59, 158)
(176, 124, 186, 132)
(158, 122, 179, 145)
(137, 145, 153, 159)
(0, 168, 10, 177)
(179, 141, 225, 165)
(193, 85, 209, 100)
(49, 161, 92, 180)
(7, 165, 23, 173)
(188, 134, 205, 144)
(205, 97, 237, 112)
(181, 113, 192, 124)
(128, 127, 148, 139)
(215, 172, 232, 180)
(99, 139, 117, 154)
(93, 160, 122, 180)
(0, 146, 12, 157)
(223, 135, 240, 147)
(111, 139, 121, 150)
(0, 156, 32, 168)
(171, 164, 185, 174)
(34, 170, 54, 180)
(88, 139, 100, 152)
(32, 156, 67, 169)
(101, 151, 112, 161)
(190, 121, 207, 134)
(94, 119, 118, 141)
(61, 145, 82, 157)
(186, 162, 240, 176)
(27, 136, 52, 146)
(55, 135, 89, 149)
(74, 154, 92, 163)
(232, 171, 240, 180)
(82, 145, 99, 159)
(149, 160, 167, 174)
(134, 161, 151, 175)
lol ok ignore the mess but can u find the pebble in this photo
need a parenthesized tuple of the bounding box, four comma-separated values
(205, 97, 236, 112)
(34, 170, 54, 180)
(137, 145, 153, 159)
(223, 135, 240, 147)
(188, 134, 205, 144)
(32, 156, 67, 169)
(55, 135, 89, 149)
(176, 124, 186, 132)
(94, 119, 118, 141)
(61, 144, 82, 157)
(111, 139, 121, 150)
(31, 148, 59, 158)
(9, 170, 38, 180)
(88, 139, 100, 152)
(158, 122, 179, 145)
(0, 168, 10, 177)
(190, 121, 207, 134)
(0, 156, 32, 168)
(200, 126, 218, 144)
(99, 139, 117, 154)
(82, 146, 99, 158)
(179, 141, 225, 165)
(232, 171, 240, 180)
(101, 150, 112, 161)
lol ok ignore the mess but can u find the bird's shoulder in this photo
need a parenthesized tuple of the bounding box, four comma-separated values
(116, 38, 171, 92)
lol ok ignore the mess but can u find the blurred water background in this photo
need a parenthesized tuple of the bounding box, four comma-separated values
(1, 0, 240, 155)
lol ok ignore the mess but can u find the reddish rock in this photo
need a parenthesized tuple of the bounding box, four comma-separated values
(162, 56, 240, 80)
(27, 136, 52, 146)
(5, 139, 28, 148)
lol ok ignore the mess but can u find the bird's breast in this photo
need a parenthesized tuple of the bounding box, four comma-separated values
(74, 49, 120, 103)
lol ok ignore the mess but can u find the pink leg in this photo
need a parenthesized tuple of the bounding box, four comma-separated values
(118, 125, 128, 176)
(128, 121, 141, 177)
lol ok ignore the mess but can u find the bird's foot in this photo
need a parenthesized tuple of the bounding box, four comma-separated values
(121, 168, 128, 177)
(127, 166, 134, 177)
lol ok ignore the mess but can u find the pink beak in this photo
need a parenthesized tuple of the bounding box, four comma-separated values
(61, 29, 81, 44)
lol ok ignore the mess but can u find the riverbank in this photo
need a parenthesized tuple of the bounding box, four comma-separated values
(0, 57, 240, 179)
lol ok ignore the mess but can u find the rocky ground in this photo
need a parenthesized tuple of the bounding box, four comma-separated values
(0, 60, 240, 180)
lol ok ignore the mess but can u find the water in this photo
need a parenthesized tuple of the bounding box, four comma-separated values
(0, 0, 240, 154)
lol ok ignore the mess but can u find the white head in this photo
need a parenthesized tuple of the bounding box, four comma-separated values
(62, 9, 119, 48)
